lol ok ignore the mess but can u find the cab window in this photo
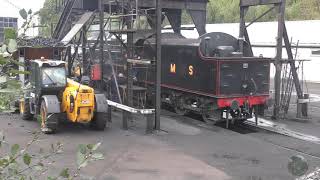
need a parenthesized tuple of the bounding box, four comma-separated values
(41, 67, 67, 87)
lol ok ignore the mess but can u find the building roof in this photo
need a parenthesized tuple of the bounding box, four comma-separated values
(32, 59, 66, 67)
(0, 17, 18, 19)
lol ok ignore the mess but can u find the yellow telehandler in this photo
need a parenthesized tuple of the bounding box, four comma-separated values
(19, 59, 109, 134)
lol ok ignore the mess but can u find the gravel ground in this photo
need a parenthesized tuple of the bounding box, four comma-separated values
(0, 108, 319, 180)
(0, 82, 319, 180)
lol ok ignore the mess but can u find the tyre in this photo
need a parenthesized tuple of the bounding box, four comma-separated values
(20, 99, 33, 120)
(40, 100, 59, 134)
(90, 112, 108, 131)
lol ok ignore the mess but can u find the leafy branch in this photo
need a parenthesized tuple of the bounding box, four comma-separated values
(19, 9, 40, 37)
(0, 131, 104, 180)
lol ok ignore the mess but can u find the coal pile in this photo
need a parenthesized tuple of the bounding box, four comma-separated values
(17, 37, 64, 47)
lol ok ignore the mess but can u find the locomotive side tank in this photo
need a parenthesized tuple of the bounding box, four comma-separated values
(136, 32, 270, 123)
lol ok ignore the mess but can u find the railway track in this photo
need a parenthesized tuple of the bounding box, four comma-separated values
(166, 109, 320, 144)
(244, 117, 320, 145)
(162, 109, 320, 161)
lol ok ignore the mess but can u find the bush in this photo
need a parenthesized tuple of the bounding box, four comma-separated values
(0, 132, 104, 180)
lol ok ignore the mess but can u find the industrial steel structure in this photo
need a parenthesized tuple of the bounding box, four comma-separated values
(50, 0, 308, 131)
(239, 0, 308, 120)
(51, 0, 209, 132)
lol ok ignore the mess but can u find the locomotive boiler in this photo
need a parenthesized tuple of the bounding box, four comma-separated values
(135, 32, 270, 123)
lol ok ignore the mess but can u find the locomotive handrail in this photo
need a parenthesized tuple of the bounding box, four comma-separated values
(197, 47, 309, 63)
(197, 47, 272, 62)
(127, 59, 153, 65)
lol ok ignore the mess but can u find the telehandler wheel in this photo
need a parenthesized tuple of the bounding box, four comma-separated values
(40, 100, 59, 134)
(90, 112, 108, 131)
(20, 99, 33, 121)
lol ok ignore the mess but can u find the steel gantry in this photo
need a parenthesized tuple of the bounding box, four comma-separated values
(239, 0, 308, 120)
(52, 0, 208, 132)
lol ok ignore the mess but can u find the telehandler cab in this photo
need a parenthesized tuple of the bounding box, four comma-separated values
(19, 59, 109, 134)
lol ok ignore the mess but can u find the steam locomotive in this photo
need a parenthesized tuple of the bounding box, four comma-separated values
(135, 32, 270, 123)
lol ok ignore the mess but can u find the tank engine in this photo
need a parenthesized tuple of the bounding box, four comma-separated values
(135, 32, 270, 123)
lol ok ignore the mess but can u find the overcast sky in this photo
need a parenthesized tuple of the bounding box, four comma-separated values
(0, 0, 46, 35)
(0, 0, 45, 27)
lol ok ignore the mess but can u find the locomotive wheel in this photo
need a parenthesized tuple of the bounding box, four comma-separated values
(201, 102, 221, 124)
(20, 99, 33, 121)
(174, 96, 188, 116)
(40, 101, 59, 134)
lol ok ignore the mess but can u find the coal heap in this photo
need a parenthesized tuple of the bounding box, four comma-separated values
(17, 37, 64, 48)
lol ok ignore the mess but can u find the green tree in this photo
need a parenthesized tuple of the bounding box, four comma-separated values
(286, 0, 320, 20)
(0, 10, 34, 112)
(38, 0, 320, 33)
(4, 28, 17, 45)
(206, 0, 320, 24)
(207, 0, 240, 23)
(39, 0, 61, 37)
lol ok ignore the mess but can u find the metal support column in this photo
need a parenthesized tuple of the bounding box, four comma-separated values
(82, 25, 88, 76)
(239, 6, 246, 54)
(67, 46, 72, 77)
(126, 19, 134, 127)
(99, 0, 104, 91)
(155, 0, 162, 130)
(283, 24, 303, 99)
(273, 0, 286, 120)
(146, 114, 154, 134)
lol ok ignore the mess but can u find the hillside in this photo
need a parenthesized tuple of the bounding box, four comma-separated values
(39, 0, 320, 37)
(205, 0, 320, 23)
